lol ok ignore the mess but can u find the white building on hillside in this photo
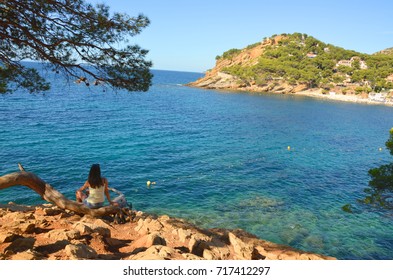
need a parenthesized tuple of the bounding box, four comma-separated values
(336, 57, 368, 69)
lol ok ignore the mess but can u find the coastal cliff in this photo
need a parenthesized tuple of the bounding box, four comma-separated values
(188, 33, 393, 104)
(0, 203, 334, 260)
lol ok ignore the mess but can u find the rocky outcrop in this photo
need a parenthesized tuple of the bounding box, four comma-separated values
(188, 36, 305, 94)
(375, 47, 393, 56)
(188, 34, 393, 105)
(189, 70, 306, 95)
(0, 203, 335, 260)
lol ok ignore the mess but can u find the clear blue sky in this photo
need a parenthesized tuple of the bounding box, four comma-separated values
(91, 0, 393, 73)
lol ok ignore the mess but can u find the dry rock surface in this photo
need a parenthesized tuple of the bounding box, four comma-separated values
(0, 203, 335, 260)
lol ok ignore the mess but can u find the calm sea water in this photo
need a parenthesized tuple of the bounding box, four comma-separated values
(1, 65, 393, 259)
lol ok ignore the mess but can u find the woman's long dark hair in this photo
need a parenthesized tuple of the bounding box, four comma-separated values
(88, 164, 103, 188)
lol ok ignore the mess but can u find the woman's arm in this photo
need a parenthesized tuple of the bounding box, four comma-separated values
(75, 181, 89, 202)
(103, 178, 114, 205)
(77, 181, 89, 192)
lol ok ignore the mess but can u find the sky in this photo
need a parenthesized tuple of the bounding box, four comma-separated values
(90, 0, 393, 73)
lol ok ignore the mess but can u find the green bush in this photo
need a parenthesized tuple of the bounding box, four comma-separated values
(221, 48, 241, 59)
(360, 128, 393, 209)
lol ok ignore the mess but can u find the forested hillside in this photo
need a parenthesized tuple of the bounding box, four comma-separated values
(191, 33, 393, 96)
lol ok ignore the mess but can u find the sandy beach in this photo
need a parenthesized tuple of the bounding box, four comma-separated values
(290, 89, 393, 107)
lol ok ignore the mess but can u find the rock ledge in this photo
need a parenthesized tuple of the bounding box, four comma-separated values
(0, 203, 335, 260)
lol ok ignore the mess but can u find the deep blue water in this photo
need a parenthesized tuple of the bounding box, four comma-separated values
(1, 66, 393, 259)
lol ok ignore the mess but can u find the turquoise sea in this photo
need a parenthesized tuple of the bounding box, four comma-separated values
(1, 65, 393, 259)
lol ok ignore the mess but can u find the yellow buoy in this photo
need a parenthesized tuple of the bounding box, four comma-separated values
(147, 181, 156, 188)
(379, 147, 383, 151)
(287, 146, 291, 151)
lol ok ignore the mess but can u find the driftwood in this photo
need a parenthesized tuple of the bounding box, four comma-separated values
(0, 164, 122, 218)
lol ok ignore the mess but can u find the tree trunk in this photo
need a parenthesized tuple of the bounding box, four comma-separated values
(0, 164, 121, 218)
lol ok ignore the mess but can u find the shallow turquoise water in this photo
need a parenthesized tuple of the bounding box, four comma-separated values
(1, 66, 393, 259)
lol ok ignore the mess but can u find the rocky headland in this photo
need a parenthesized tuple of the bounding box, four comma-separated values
(0, 203, 334, 260)
(188, 33, 393, 106)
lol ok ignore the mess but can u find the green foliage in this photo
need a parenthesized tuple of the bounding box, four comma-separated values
(0, 65, 50, 93)
(337, 65, 352, 75)
(218, 33, 393, 92)
(332, 74, 345, 84)
(0, 0, 152, 93)
(360, 129, 393, 209)
(352, 58, 361, 70)
(354, 86, 371, 95)
(386, 128, 393, 155)
(221, 48, 241, 60)
(246, 42, 260, 50)
(368, 164, 393, 192)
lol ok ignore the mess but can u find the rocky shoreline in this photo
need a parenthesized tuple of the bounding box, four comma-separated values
(187, 74, 393, 107)
(187, 33, 393, 107)
(0, 203, 335, 260)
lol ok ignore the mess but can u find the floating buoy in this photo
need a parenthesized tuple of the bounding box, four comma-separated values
(146, 181, 156, 188)
(379, 147, 383, 151)
(287, 146, 291, 151)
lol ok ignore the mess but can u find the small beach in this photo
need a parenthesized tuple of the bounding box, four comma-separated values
(293, 89, 393, 107)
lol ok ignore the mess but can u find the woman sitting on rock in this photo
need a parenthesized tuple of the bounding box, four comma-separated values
(76, 164, 115, 208)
